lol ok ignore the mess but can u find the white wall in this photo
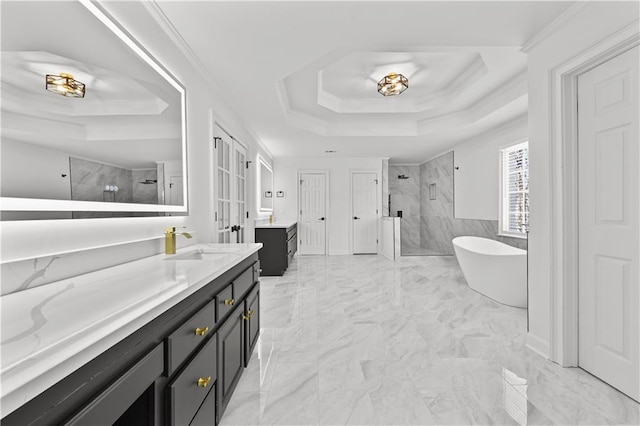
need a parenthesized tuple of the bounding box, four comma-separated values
(453, 116, 527, 220)
(526, 1, 639, 357)
(0, 1, 271, 262)
(274, 157, 383, 255)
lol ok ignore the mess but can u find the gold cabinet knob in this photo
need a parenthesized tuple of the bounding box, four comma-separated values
(242, 309, 254, 320)
(194, 327, 209, 336)
(197, 376, 211, 388)
(224, 298, 235, 306)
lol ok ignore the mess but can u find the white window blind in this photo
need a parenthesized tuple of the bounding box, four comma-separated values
(500, 142, 529, 237)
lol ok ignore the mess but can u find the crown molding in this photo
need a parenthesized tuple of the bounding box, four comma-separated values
(142, 1, 270, 157)
(520, 1, 588, 53)
(453, 111, 528, 149)
(141, 1, 212, 88)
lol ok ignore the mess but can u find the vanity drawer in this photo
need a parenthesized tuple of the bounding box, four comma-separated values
(233, 266, 254, 300)
(216, 284, 235, 321)
(189, 382, 216, 426)
(167, 334, 217, 426)
(166, 300, 216, 376)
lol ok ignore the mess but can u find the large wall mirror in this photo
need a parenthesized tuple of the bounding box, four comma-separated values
(0, 0, 187, 220)
(258, 157, 273, 212)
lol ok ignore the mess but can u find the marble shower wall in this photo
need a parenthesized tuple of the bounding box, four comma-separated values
(389, 165, 420, 252)
(382, 159, 389, 216)
(70, 157, 134, 203)
(420, 153, 455, 254)
(419, 152, 527, 254)
(70, 158, 162, 219)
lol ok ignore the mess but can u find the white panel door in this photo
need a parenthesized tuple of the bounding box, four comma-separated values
(578, 45, 639, 402)
(352, 172, 378, 254)
(299, 173, 326, 255)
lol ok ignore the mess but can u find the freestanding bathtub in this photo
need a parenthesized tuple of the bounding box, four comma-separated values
(452, 236, 527, 308)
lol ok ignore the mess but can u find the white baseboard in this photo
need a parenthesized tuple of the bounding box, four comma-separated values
(526, 333, 550, 359)
(328, 250, 351, 255)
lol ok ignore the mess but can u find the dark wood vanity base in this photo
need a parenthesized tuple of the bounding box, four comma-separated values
(255, 223, 297, 276)
(1, 254, 260, 426)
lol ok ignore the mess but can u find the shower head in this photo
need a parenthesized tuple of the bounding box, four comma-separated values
(398, 175, 410, 180)
(139, 179, 157, 185)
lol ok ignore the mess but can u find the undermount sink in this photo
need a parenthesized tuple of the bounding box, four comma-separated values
(166, 248, 239, 261)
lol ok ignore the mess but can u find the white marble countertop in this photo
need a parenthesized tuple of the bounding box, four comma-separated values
(0, 243, 261, 416)
(254, 220, 297, 229)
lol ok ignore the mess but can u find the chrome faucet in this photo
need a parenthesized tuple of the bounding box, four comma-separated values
(165, 227, 193, 254)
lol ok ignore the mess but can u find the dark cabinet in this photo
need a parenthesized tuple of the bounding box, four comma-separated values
(4, 253, 260, 426)
(166, 299, 216, 376)
(233, 266, 254, 300)
(63, 344, 164, 426)
(188, 384, 216, 426)
(216, 283, 235, 321)
(244, 285, 260, 367)
(255, 223, 297, 276)
(216, 304, 245, 422)
(167, 334, 217, 426)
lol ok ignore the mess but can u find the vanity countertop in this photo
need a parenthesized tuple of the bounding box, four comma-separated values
(0, 243, 261, 416)
(254, 220, 297, 229)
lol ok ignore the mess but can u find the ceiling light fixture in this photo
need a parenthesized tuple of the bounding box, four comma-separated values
(377, 72, 408, 97)
(46, 72, 85, 98)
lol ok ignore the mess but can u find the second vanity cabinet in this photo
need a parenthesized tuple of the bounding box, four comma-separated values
(255, 222, 297, 276)
(1, 253, 260, 426)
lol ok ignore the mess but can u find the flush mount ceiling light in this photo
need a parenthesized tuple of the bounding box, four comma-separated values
(377, 72, 408, 97)
(46, 72, 85, 98)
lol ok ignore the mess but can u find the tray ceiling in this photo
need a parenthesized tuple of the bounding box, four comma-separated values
(156, 1, 575, 163)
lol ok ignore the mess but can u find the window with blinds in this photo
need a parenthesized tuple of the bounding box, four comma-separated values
(499, 141, 529, 237)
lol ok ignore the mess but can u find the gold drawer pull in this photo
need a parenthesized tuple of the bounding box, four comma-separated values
(194, 327, 209, 336)
(224, 298, 235, 306)
(197, 376, 211, 388)
(243, 309, 254, 320)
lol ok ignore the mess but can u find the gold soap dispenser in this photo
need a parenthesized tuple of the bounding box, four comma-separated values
(165, 227, 193, 254)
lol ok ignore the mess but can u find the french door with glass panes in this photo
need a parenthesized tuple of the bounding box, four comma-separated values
(215, 135, 247, 243)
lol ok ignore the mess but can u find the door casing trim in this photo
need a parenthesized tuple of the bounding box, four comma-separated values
(548, 23, 639, 367)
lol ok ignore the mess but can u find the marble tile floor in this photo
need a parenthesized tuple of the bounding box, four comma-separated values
(220, 255, 639, 426)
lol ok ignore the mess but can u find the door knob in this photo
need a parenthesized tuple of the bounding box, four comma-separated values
(353, 216, 360, 220)
(319, 217, 325, 221)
